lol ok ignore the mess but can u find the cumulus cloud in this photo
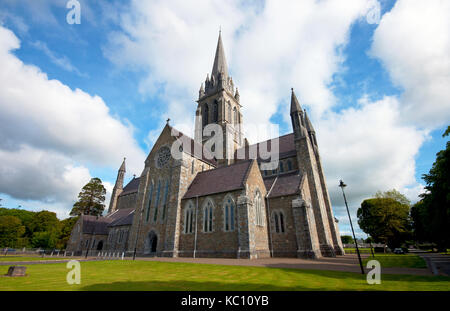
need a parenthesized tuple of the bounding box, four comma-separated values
(370, 0, 450, 128)
(317, 96, 426, 219)
(0, 25, 145, 216)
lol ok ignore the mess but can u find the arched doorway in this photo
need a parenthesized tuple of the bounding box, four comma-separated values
(148, 231, 157, 254)
(96, 240, 103, 250)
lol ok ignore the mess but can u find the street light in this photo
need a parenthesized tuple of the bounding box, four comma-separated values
(339, 180, 365, 275)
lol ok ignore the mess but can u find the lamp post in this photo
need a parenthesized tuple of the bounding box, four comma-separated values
(339, 180, 364, 275)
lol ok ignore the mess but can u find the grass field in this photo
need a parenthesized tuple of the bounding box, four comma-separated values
(362, 254, 427, 269)
(0, 260, 448, 291)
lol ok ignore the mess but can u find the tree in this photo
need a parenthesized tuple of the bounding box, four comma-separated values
(357, 198, 411, 249)
(0, 216, 25, 248)
(414, 125, 450, 251)
(375, 189, 411, 206)
(29, 211, 60, 233)
(70, 178, 106, 216)
(56, 217, 79, 249)
(31, 231, 58, 249)
(341, 235, 354, 244)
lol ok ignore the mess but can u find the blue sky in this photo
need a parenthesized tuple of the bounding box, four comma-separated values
(0, 0, 448, 238)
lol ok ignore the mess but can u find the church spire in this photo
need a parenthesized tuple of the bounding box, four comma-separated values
(108, 157, 126, 214)
(290, 88, 302, 114)
(304, 110, 315, 133)
(211, 31, 228, 80)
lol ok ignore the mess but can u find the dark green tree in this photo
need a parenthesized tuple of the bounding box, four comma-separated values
(357, 198, 411, 249)
(341, 235, 354, 244)
(415, 125, 450, 251)
(31, 231, 58, 249)
(29, 211, 60, 233)
(0, 216, 25, 248)
(70, 178, 106, 216)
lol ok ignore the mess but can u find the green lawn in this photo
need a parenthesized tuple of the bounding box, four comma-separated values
(0, 260, 448, 291)
(362, 254, 427, 269)
(0, 256, 71, 262)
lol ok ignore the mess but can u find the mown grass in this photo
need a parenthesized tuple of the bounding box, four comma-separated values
(0, 260, 448, 291)
(362, 254, 427, 269)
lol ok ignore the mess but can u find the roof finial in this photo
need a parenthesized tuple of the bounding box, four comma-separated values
(166, 118, 171, 125)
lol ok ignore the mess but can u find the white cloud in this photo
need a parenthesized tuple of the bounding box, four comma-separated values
(370, 0, 450, 128)
(318, 96, 426, 219)
(0, 25, 146, 216)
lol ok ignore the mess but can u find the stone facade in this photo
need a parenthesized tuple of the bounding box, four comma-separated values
(67, 33, 344, 259)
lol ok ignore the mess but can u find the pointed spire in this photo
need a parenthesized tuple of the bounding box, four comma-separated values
(290, 88, 302, 114)
(119, 157, 126, 172)
(211, 31, 228, 80)
(235, 87, 240, 102)
(304, 110, 315, 133)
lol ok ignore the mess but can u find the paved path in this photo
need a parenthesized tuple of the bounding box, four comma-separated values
(132, 254, 432, 276)
(419, 253, 450, 276)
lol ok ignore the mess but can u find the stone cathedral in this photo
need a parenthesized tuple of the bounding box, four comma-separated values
(67, 33, 345, 259)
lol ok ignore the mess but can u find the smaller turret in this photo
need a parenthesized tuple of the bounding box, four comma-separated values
(199, 83, 205, 99)
(235, 87, 240, 103)
(108, 157, 126, 214)
(290, 88, 307, 139)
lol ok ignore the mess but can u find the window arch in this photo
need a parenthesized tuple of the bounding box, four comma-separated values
(228, 102, 231, 123)
(255, 190, 264, 226)
(233, 107, 237, 125)
(184, 202, 194, 234)
(273, 211, 285, 233)
(145, 181, 154, 222)
(213, 101, 218, 122)
(161, 179, 169, 222)
(203, 199, 214, 232)
(203, 104, 209, 126)
(153, 180, 161, 222)
(223, 195, 235, 232)
(279, 161, 284, 173)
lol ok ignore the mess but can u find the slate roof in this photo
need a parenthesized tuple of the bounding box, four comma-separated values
(263, 171, 303, 198)
(235, 133, 296, 162)
(183, 160, 253, 199)
(169, 125, 218, 167)
(107, 208, 135, 227)
(119, 177, 140, 197)
(81, 207, 135, 233)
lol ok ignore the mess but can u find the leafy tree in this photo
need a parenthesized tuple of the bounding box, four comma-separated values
(0, 207, 36, 240)
(31, 231, 58, 249)
(29, 211, 60, 233)
(375, 189, 411, 206)
(70, 178, 106, 216)
(341, 235, 354, 244)
(0, 216, 25, 248)
(56, 217, 79, 249)
(415, 125, 450, 251)
(357, 198, 411, 249)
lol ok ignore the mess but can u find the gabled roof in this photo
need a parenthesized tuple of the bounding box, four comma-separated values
(182, 160, 253, 199)
(235, 133, 297, 162)
(119, 177, 140, 197)
(169, 125, 217, 167)
(81, 207, 135, 234)
(264, 171, 303, 198)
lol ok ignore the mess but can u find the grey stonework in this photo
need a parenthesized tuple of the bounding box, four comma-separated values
(68, 33, 344, 260)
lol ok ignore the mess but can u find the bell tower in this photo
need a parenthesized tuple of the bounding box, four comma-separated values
(194, 31, 243, 166)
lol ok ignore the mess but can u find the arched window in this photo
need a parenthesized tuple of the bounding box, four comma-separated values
(203, 104, 209, 126)
(223, 196, 235, 232)
(228, 102, 231, 123)
(146, 181, 154, 222)
(273, 211, 285, 233)
(153, 180, 161, 222)
(287, 159, 292, 171)
(233, 107, 237, 125)
(161, 179, 169, 221)
(203, 200, 213, 232)
(279, 161, 284, 173)
(213, 101, 218, 122)
(184, 202, 194, 234)
(255, 191, 264, 226)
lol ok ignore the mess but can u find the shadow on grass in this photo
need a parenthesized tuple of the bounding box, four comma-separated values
(80, 279, 322, 291)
